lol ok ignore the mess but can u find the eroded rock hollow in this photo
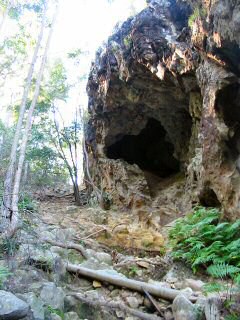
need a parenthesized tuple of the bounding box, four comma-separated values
(85, 0, 240, 222)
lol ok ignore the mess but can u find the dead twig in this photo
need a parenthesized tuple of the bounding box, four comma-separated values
(142, 287, 164, 317)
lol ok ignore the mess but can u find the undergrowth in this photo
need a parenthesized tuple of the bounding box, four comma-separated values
(169, 207, 240, 318)
(0, 266, 12, 288)
(169, 207, 240, 272)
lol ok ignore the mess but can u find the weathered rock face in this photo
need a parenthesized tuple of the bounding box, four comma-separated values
(86, 0, 240, 221)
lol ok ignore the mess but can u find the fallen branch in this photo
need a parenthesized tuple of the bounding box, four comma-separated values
(41, 238, 89, 259)
(71, 292, 163, 320)
(66, 263, 197, 302)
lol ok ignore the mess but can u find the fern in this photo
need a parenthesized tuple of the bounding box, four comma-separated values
(225, 315, 239, 320)
(169, 207, 240, 273)
(207, 264, 240, 279)
(203, 282, 223, 294)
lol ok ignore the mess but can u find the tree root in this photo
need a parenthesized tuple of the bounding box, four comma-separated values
(41, 238, 89, 259)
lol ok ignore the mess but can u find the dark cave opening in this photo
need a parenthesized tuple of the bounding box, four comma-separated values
(199, 184, 221, 207)
(216, 83, 240, 161)
(106, 118, 180, 178)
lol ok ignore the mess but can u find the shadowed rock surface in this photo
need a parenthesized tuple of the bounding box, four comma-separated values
(85, 0, 240, 221)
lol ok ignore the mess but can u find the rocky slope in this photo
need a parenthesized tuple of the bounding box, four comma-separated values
(85, 0, 240, 221)
(0, 196, 220, 320)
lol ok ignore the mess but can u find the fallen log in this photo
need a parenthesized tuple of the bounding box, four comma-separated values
(71, 292, 163, 320)
(66, 263, 197, 302)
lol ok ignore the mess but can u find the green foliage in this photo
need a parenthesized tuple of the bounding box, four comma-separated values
(67, 48, 83, 59)
(45, 60, 69, 101)
(225, 315, 239, 320)
(169, 207, 240, 273)
(203, 263, 240, 319)
(129, 265, 139, 276)
(0, 266, 12, 288)
(123, 35, 132, 48)
(0, 237, 19, 256)
(18, 194, 36, 212)
(207, 264, 240, 279)
(188, 7, 207, 27)
(46, 306, 64, 319)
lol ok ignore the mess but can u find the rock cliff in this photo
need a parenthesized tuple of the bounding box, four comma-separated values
(85, 0, 240, 222)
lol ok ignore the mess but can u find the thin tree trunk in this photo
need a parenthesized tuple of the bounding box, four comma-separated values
(7, 2, 59, 237)
(52, 109, 82, 205)
(22, 161, 29, 186)
(1, 4, 46, 228)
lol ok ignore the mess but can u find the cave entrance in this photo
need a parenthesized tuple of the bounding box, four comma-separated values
(106, 118, 180, 178)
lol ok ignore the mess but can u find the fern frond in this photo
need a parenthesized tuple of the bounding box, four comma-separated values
(203, 282, 223, 294)
(207, 263, 240, 279)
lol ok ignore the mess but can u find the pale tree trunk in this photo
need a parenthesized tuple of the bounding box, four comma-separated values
(7, 2, 59, 237)
(1, 4, 46, 229)
(22, 161, 29, 186)
(0, 0, 12, 40)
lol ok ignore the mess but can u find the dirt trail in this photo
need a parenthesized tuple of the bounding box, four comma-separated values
(38, 196, 167, 256)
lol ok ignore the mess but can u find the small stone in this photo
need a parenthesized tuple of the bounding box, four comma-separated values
(0, 290, 29, 320)
(164, 309, 174, 320)
(116, 310, 125, 318)
(126, 296, 140, 309)
(166, 277, 178, 284)
(66, 205, 79, 214)
(143, 297, 152, 309)
(136, 261, 150, 268)
(110, 289, 120, 298)
(184, 279, 205, 292)
(85, 290, 100, 300)
(180, 287, 193, 298)
(108, 285, 114, 291)
(64, 311, 81, 320)
(95, 252, 112, 265)
(136, 269, 143, 276)
(93, 280, 102, 288)
(49, 314, 62, 320)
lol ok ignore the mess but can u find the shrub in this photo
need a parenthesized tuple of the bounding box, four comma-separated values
(169, 207, 240, 273)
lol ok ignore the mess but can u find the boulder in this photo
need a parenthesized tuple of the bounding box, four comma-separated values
(40, 283, 65, 311)
(172, 295, 199, 320)
(0, 290, 29, 319)
(18, 292, 44, 320)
